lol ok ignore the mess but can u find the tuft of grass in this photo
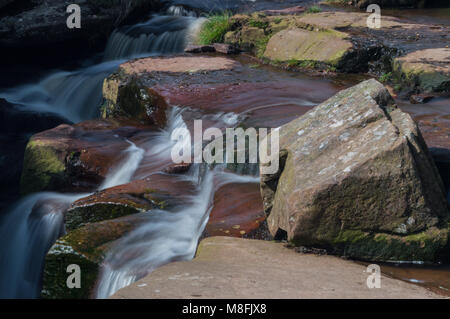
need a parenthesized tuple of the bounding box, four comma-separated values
(379, 72, 392, 83)
(255, 35, 271, 58)
(306, 6, 322, 13)
(197, 12, 233, 45)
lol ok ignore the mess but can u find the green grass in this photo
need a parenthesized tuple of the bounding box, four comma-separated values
(255, 35, 271, 58)
(306, 6, 322, 13)
(197, 12, 233, 45)
(379, 72, 392, 83)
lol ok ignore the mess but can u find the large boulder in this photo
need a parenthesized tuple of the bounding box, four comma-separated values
(260, 79, 449, 262)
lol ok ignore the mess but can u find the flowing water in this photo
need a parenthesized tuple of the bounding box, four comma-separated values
(0, 138, 144, 298)
(0, 12, 205, 298)
(0, 1, 449, 299)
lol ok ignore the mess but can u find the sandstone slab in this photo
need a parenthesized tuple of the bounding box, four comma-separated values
(111, 237, 445, 299)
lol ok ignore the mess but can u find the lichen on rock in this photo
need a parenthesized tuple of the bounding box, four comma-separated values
(260, 79, 450, 262)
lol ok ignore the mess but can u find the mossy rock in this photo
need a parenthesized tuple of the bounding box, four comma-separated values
(20, 139, 66, 196)
(298, 227, 450, 262)
(263, 27, 352, 70)
(42, 215, 141, 299)
(392, 48, 450, 93)
(101, 76, 167, 127)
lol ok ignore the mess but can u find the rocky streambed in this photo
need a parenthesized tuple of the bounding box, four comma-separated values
(0, 1, 449, 299)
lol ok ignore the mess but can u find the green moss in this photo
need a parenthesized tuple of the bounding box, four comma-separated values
(20, 139, 65, 195)
(248, 18, 269, 29)
(42, 242, 99, 299)
(42, 217, 139, 298)
(328, 228, 450, 262)
(197, 12, 233, 45)
(65, 203, 142, 231)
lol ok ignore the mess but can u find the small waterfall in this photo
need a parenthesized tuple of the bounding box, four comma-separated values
(166, 5, 198, 17)
(94, 107, 261, 298)
(0, 60, 122, 122)
(0, 11, 206, 299)
(95, 165, 215, 299)
(0, 15, 204, 123)
(100, 141, 145, 190)
(103, 15, 205, 61)
(0, 193, 85, 298)
(0, 140, 144, 298)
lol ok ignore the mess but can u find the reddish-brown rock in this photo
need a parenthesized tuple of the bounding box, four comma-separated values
(65, 173, 196, 231)
(20, 119, 155, 195)
(206, 183, 265, 238)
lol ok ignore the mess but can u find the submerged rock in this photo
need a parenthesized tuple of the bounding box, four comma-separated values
(42, 214, 144, 299)
(260, 79, 449, 262)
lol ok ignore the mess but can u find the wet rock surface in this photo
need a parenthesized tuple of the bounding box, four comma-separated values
(20, 119, 155, 195)
(111, 236, 445, 299)
(260, 79, 449, 262)
(0, 0, 162, 56)
(206, 182, 265, 238)
(219, 10, 449, 91)
(66, 173, 196, 231)
(42, 213, 146, 299)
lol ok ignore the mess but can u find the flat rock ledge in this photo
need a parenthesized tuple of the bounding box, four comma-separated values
(111, 237, 445, 299)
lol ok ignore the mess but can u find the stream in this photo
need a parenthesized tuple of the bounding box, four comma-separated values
(0, 1, 449, 299)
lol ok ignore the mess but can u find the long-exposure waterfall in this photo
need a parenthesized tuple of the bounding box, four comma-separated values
(0, 0, 449, 301)
(0, 11, 205, 299)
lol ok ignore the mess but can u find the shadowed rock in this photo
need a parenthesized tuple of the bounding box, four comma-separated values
(206, 182, 265, 238)
(42, 214, 145, 299)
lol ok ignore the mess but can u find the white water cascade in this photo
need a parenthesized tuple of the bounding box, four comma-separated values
(0, 139, 144, 298)
(0, 15, 204, 123)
